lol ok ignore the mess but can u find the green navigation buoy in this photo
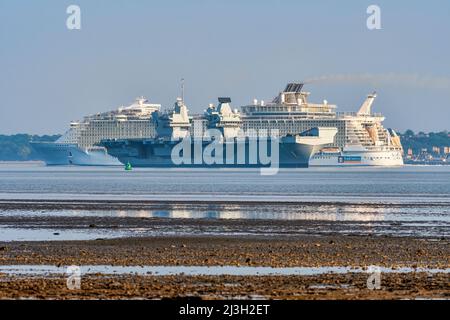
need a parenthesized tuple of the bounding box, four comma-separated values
(125, 162, 132, 171)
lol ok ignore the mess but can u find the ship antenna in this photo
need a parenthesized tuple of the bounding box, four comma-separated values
(181, 78, 185, 103)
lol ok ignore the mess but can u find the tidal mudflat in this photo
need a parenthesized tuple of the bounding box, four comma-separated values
(0, 166, 449, 299)
(0, 230, 448, 299)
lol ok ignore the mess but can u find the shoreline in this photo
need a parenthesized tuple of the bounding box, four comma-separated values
(2, 198, 450, 209)
(1, 214, 448, 240)
(0, 234, 449, 299)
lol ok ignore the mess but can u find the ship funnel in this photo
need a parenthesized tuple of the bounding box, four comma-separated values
(283, 83, 304, 93)
(217, 97, 232, 115)
(357, 91, 377, 115)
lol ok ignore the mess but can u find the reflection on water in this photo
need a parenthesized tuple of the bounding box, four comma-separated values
(3, 200, 450, 222)
(0, 204, 397, 221)
(4, 202, 450, 221)
(1, 201, 448, 241)
(114, 205, 388, 221)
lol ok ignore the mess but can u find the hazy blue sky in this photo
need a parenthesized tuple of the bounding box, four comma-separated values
(1, 0, 449, 134)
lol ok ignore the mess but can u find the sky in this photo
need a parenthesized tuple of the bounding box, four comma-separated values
(1, 0, 449, 134)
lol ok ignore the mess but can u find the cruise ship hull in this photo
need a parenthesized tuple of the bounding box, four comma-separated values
(310, 150, 404, 166)
(30, 142, 121, 166)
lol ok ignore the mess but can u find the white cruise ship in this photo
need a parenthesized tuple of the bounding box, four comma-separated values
(31, 97, 160, 165)
(239, 83, 403, 166)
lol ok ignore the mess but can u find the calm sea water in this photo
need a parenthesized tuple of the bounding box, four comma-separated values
(0, 162, 450, 203)
(0, 163, 449, 240)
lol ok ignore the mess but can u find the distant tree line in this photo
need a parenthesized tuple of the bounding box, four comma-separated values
(399, 130, 450, 154)
(0, 134, 61, 161)
(0, 130, 449, 161)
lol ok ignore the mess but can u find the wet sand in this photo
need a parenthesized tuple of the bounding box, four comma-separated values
(0, 200, 449, 299)
(1, 235, 449, 268)
(0, 234, 449, 299)
(1, 273, 448, 300)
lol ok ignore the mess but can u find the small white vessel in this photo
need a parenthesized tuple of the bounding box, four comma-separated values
(309, 145, 404, 166)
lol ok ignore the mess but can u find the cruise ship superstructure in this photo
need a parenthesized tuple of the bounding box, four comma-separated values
(31, 97, 160, 165)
